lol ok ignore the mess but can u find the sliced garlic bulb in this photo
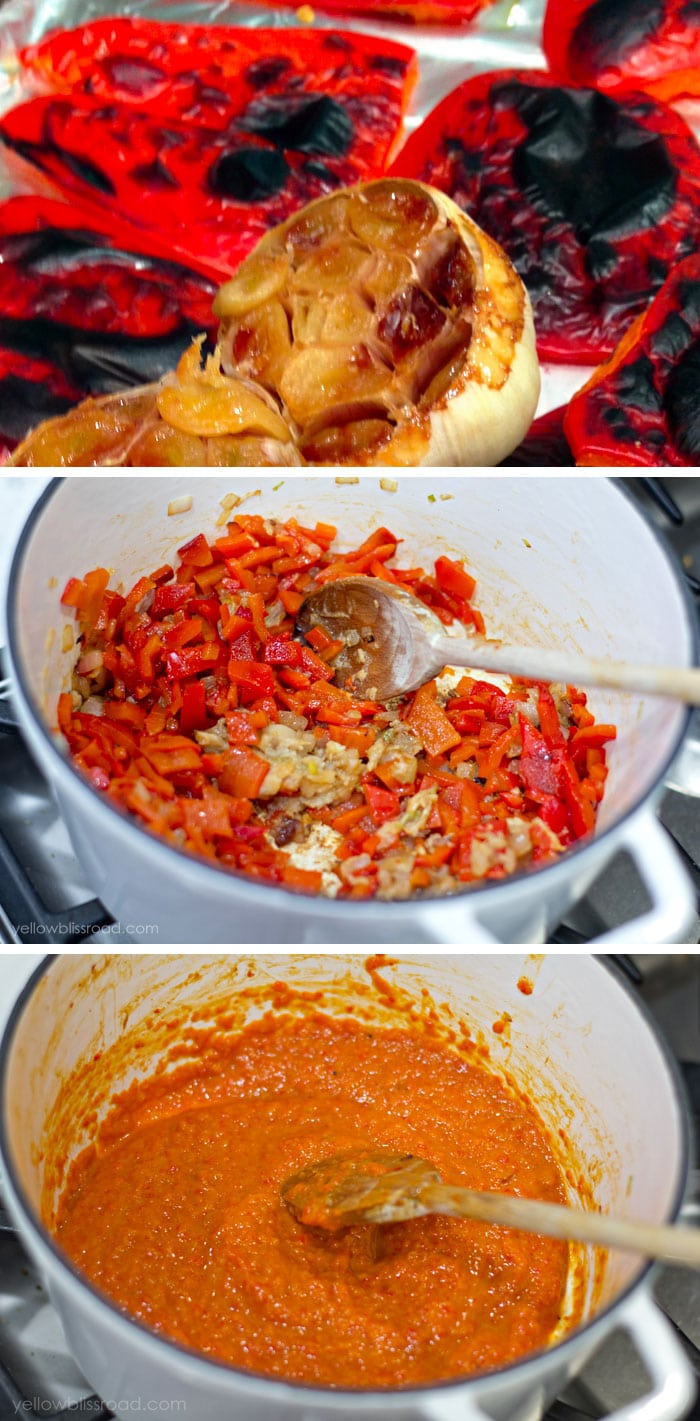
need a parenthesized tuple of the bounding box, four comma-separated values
(10, 179, 539, 467)
(216, 179, 539, 466)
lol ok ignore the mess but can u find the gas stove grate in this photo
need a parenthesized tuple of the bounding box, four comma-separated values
(0, 821, 113, 945)
(0, 1358, 112, 1421)
(638, 477, 685, 527)
(0, 1352, 112, 1421)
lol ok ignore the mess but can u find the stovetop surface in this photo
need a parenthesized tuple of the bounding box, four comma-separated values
(0, 954, 698, 1420)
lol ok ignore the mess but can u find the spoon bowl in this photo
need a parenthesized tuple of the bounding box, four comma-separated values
(297, 576, 700, 704)
(296, 576, 445, 701)
(281, 1148, 700, 1268)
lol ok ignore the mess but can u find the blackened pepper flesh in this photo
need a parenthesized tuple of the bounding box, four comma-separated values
(390, 71, 700, 361)
(570, 0, 664, 73)
(507, 86, 676, 245)
(564, 258, 700, 464)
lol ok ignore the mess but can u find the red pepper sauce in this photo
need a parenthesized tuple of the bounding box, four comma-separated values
(55, 1013, 574, 1387)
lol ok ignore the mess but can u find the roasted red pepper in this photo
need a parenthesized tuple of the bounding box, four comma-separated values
(391, 70, 700, 362)
(180, 682, 209, 736)
(0, 194, 218, 450)
(434, 555, 476, 603)
(500, 407, 575, 466)
(21, 18, 417, 119)
(519, 719, 565, 798)
(363, 782, 401, 822)
(543, 0, 700, 105)
(218, 0, 495, 21)
(0, 346, 79, 453)
(406, 682, 462, 757)
(7, 22, 416, 275)
(565, 253, 700, 465)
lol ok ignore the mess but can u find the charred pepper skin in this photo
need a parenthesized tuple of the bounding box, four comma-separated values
(499, 407, 575, 466)
(543, 0, 700, 104)
(565, 254, 700, 466)
(0, 195, 218, 450)
(391, 70, 700, 363)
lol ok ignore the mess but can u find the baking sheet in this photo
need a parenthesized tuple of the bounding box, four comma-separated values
(0, 0, 688, 427)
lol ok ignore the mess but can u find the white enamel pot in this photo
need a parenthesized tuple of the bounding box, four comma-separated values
(0, 953, 695, 1421)
(5, 474, 698, 945)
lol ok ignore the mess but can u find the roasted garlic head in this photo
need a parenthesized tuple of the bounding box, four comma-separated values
(214, 180, 539, 465)
(10, 179, 539, 467)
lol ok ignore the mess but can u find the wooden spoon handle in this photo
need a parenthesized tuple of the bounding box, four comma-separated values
(423, 1184, 700, 1268)
(433, 635, 700, 704)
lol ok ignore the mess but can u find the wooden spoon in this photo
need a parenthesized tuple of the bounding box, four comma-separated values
(297, 576, 700, 703)
(281, 1149, 700, 1269)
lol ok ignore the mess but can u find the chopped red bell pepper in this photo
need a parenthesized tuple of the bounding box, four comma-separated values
(560, 757, 597, 837)
(65, 567, 111, 635)
(227, 629, 258, 662)
(218, 747, 270, 799)
(434, 555, 476, 603)
(227, 660, 276, 702)
(264, 636, 302, 667)
(152, 583, 195, 617)
(179, 682, 209, 735)
(519, 719, 564, 798)
(181, 795, 233, 838)
(536, 795, 569, 837)
(363, 782, 401, 822)
(57, 513, 612, 898)
(538, 689, 566, 746)
(571, 724, 618, 749)
(141, 734, 203, 774)
(281, 864, 323, 893)
(177, 533, 214, 568)
(406, 682, 462, 757)
(225, 711, 262, 746)
(166, 645, 220, 681)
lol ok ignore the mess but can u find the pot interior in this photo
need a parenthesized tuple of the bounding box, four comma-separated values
(10, 475, 693, 842)
(1, 952, 688, 1365)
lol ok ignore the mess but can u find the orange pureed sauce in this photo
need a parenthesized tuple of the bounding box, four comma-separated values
(56, 1013, 572, 1388)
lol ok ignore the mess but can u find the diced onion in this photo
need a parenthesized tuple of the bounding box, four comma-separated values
(77, 649, 104, 675)
(167, 495, 193, 516)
